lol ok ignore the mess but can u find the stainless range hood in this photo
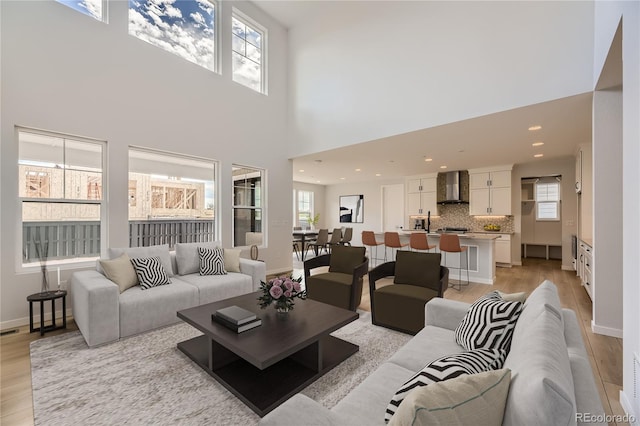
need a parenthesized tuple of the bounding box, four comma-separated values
(439, 171, 469, 204)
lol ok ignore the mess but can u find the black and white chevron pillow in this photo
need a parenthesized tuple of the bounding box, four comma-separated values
(130, 256, 171, 290)
(198, 247, 227, 276)
(454, 291, 523, 353)
(385, 348, 506, 423)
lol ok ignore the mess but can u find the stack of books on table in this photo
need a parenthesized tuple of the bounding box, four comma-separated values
(212, 305, 261, 333)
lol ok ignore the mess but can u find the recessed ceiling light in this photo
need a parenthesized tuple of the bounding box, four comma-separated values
(532, 142, 544, 147)
(534, 154, 544, 158)
(440, 165, 447, 169)
(340, 177, 345, 180)
(424, 158, 433, 162)
(528, 125, 542, 131)
(316, 180, 321, 183)
(298, 169, 305, 172)
(375, 173, 381, 177)
(355, 168, 361, 172)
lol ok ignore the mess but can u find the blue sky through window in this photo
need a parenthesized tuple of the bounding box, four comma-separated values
(129, 0, 216, 72)
(56, 0, 103, 21)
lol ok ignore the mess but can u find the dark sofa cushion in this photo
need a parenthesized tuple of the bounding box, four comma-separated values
(393, 251, 441, 288)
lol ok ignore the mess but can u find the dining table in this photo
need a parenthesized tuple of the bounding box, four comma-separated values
(292, 229, 318, 261)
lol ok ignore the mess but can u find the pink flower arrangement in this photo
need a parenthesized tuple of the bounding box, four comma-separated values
(258, 275, 306, 312)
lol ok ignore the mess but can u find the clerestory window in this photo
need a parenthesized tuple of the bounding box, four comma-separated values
(232, 11, 266, 93)
(129, 0, 217, 73)
(56, 0, 106, 22)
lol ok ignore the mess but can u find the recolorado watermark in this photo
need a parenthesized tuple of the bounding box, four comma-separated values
(576, 413, 636, 423)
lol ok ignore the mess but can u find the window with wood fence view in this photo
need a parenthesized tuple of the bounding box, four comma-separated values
(19, 142, 217, 265)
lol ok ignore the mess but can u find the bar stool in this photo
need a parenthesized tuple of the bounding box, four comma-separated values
(384, 232, 409, 261)
(409, 233, 436, 252)
(439, 233, 469, 290)
(362, 231, 384, 268)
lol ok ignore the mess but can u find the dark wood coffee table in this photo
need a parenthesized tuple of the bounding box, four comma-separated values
(176, 292, 359, 417)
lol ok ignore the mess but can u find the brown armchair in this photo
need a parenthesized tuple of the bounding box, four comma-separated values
(304, 245, 369, 311)
(368, 250, 449, 334)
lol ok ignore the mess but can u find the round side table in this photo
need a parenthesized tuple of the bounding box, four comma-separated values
(27, 290, 67, 336)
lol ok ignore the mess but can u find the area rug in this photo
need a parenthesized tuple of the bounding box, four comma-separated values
(30, 312, 411, 425)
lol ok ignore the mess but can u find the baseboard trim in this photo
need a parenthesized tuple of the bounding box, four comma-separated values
(591, 320, 623, 338)
(0, 309, 73, 331)
(619, 390, 639, 425)
(561, 265, 576, 271)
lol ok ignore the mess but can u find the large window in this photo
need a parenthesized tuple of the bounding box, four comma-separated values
(18, 128, 106, 267)
(56, 0, 105, 22)
(233, 165, 264, 247)
(128, 148, 217, 248)
(535, 179, 561, 221)
(232, 11, 265, 93)
(295, 190, 314, 228)
(129, 0, 217, 72)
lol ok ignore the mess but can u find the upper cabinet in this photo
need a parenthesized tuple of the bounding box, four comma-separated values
(468, 165, 513, 216)
(406, 174, 438, 220)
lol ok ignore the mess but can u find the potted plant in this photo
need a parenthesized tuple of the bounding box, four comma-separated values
(307, 213, 320, 230)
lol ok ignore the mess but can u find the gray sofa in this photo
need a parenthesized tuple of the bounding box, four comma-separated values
(260, 280, 606, 426)
(71, 242, 266, 347)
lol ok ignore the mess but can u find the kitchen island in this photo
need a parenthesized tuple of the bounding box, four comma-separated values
(377, 231, 499, 284)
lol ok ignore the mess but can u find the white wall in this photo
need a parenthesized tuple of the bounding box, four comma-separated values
(592, 88, 623, 337)
(0, 1, 292, 327)
(512, 158, 578, 270)
(323, 178, 404, 247)
(594, 1, 640, 419)
(287, 1, 594, 157)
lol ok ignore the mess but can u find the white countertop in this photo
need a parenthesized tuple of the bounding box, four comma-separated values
(398, 231, 502, 240)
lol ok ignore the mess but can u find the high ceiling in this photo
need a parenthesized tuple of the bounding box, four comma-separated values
(290, 93, 592, 185)
(253, 2, 594, 186)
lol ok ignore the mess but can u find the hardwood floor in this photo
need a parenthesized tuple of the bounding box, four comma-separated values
(1, 258, 625, 425)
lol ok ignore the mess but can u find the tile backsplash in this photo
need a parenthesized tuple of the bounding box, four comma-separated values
(416, 204, 514, 233)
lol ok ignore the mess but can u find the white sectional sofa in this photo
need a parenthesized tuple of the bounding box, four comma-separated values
(71, 242, 266, 347)
(259, 281, 606, 426)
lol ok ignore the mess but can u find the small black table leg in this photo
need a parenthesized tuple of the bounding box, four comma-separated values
(39, 301, 45, 336)
(29, 301, 34, 333)
(51, 299, 56, 328)
(62, 295, 67, 329)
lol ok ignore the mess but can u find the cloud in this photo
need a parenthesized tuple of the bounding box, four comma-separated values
(190, 11, 205, 26)
(79, 0, 102, 19)
(129, 0, 215, 71)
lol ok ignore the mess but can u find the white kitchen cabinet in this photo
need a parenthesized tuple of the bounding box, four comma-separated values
(578, 240, 593, 300)
(406, 175, 437, 223)
(468, 166, 513, 216)
(494, 234, 511, 265)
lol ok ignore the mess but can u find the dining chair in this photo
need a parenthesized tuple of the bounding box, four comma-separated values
(327, 228, 343, 252)
(309, 229, 330, 256)
(293, 227, 303, 260)
(439, 233, 469, 290)
(340, 227, 353, 246)
(384, 231, 408, 261)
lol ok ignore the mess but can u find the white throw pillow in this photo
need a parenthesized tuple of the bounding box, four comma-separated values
(224, 248, 242, 273)
(385, 348, 506, 423)
(389, 369, 511, 426)
(99, 253, 138, 293)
